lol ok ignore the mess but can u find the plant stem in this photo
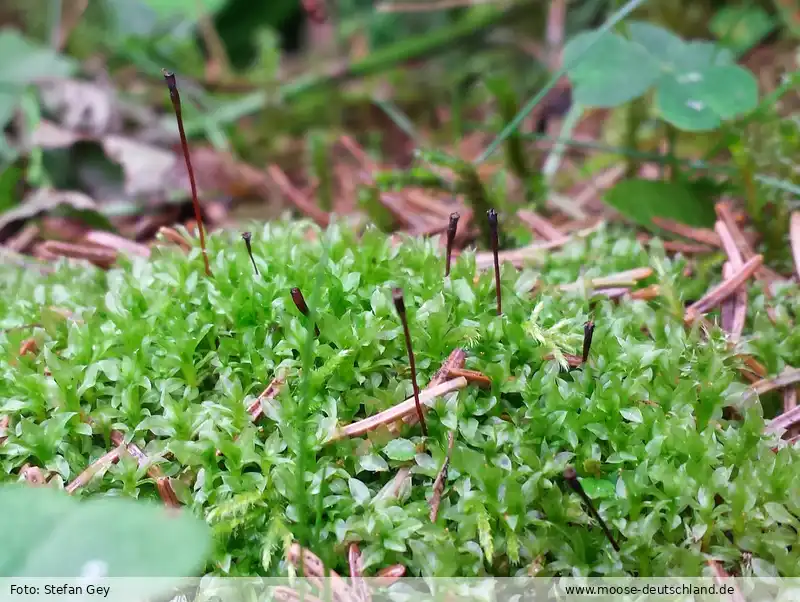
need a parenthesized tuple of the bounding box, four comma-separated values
(162, 70, 212, 277)
(488, 210, 502, 316)
(241, 232, 258, 275)
(393, 288, 427, 436)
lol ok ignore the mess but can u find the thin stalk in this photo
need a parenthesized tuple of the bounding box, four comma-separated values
(393, 288, 427, 436)
(241, 231, 258, 275)
(162, 70, 211, 277)
(488, 210, 502, 315)
(445, 212, 460, 277)
(564, 466, 620, 551)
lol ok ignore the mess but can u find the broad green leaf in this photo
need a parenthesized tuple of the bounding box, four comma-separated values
(656, 65, 758, 131)
(0, 485, 211, 579)
(603, 179, 716, 229)
(383, 438, 416, 462)
(563, 32, 661, 107)
(627, 22, 685, 63)
(695, 66, 759, 120)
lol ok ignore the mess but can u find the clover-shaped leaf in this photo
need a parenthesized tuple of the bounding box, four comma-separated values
(563, 31, 661, 107)
(564, 22, 758, 131)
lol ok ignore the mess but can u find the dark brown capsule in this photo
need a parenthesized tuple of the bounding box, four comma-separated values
(291, 287, 319, 337)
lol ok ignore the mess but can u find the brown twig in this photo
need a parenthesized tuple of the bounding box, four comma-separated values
(109, 430, 180, 507)
(287, 543, 355, 602)
(374, 564, 406, 586)
(156, 226, 192, 252)
(544, 352, 583, 368)
(685, 255, 762, 321)
(447, 367, 491, 388)
(65, 447, 122, 494)
(330, 378, 468, 441)
(163, 70, 211, 277)
(267, 165, 331, 227)
(247, 377, 286, 421)
(517, 209, 565, 241)
(6, 223, 40, 253)
(637, 234, 714, 255)
(629, 285, 661, 301)
(715, 201, 783, 286)
(719, 262, 748, 342)
(429, 431, 455, 522)
(714, 221, 743, 268)
(84, 231, 151, 258)
(748, 367, 800, 407)
(651, 217, 721, 247)
(397, 348, 467, 430)
(348, 543, 371, 602)
(38, 241, 117, 268)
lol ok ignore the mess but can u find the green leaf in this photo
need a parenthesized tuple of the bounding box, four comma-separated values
(0, 485, 211, 579)
(357, 454, 389, 473)
(764, 502, 798, 526)
(579, 478, 616, 499)
(452, 279, 476, 305)
(603, 179, 716, 229)
(348, 478, 371, 506)
(383, 438, 416, 462)
(655, 66, 758, 131)
(626, 22, 685, 63)
(620, 407, 644, 424)
(563, 31, 661, 107)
